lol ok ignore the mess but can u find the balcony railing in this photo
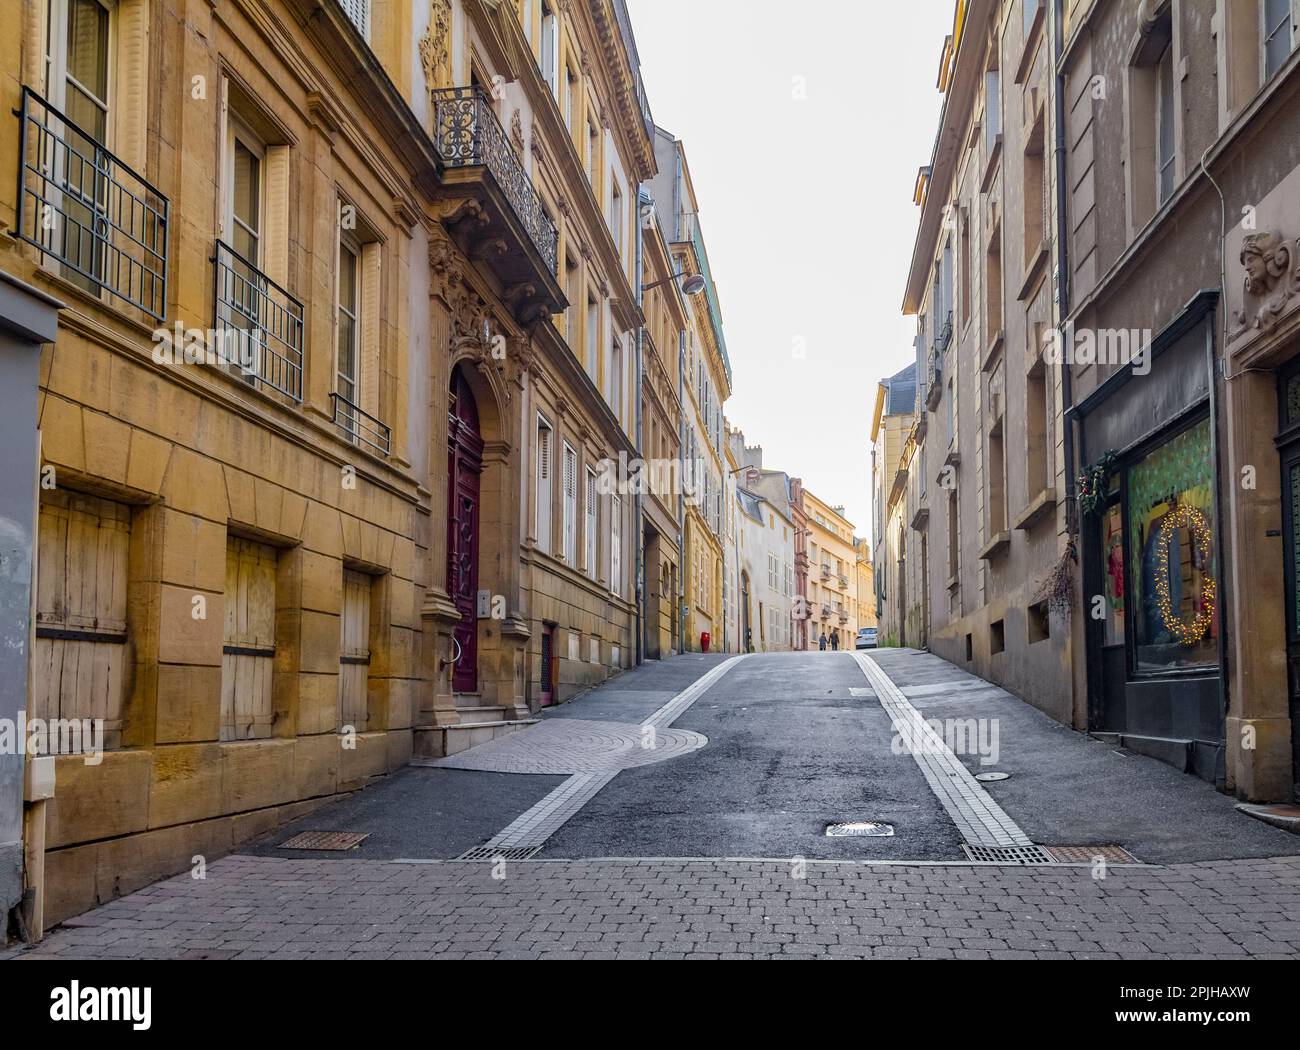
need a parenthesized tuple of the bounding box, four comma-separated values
(431, 86, 558, 273)
(16, 86, 169, 319)
(213, 240, 304, 402)
(331, 392, 391, 457)
(820, 565, 832, 580)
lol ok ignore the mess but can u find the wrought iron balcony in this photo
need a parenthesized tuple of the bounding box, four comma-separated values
(432, 86, 559, 277)
(331, 392, 391, 457)
(213, 240, 304, 402)
(820, 564, 832, 581)
(16, 86, 169, 319)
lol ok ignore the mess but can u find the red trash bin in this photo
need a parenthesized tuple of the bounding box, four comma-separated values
(700, 631, 711, 652)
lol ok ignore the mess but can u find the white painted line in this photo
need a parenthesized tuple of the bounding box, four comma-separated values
(852, 652, 1034, 850)
(467, 656, 747, 856)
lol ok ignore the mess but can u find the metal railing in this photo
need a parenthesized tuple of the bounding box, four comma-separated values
(431, 86, 559, 273)
(16, 86, 169, 319)
(213, 240, 304, 401)
(331, 391, 391, 457)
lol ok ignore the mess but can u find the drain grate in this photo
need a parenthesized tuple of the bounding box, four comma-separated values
(962, 843, 1054, 864)
(455, 844, 541, 861)
(279, 831, 370, 852)
(825, 821, 894, 837)
(1044, 844, 1140, 864)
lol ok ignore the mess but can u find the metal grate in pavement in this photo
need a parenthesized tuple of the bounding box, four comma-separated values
(825, 822, 894, 837)
(1044, 844, 1140, 864)
(962, 844, 1055, 864)
(279, 831, 370, 852)
(455, 845, 541, 862)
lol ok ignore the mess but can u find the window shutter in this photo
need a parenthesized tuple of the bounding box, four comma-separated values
(585, 469, 598, 575)
(536, 421, 552, 551)
(563, 444, 577, 563)
(339, 0, 371, 40)
(611, 495, 622, 595)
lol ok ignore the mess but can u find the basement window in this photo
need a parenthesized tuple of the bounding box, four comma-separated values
(1028, 600, 1050, 644)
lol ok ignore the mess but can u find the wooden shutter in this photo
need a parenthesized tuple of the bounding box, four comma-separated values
(221, 537, 277, 740)
(563, 443, 577, 563)
(33, 491, 129, 749)
(339, 569, 371, 731)
(585, 468, 597, 575)
(611, 494, 622, 595)
(536, 420, 552, 551)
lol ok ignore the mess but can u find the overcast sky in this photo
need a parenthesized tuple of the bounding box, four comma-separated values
(627, 0, 953, 539)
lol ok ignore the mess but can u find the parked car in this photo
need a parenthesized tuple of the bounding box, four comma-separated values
(855, 627, 878, 650)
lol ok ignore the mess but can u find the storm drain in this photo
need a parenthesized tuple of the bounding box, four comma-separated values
(455, 844, 541, 862)
(825, 821, 894, 837)
(962, 843, 1055, 864)
(1044, 844, 1140, 864)
(279, 831, 370, 852)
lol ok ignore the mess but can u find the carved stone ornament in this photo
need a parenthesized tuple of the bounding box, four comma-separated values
(1229, 230, 1300, 341)
(510, 109, 525, 154)
(419, 0, 453, 92)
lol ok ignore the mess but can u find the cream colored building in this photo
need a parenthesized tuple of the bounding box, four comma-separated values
(804, 490, 858, 650)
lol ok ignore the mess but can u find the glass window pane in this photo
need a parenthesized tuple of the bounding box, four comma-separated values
(1128, 418, 1217, 673)
(233, 140, 260, 241)
(1102, 502, 1126, 647)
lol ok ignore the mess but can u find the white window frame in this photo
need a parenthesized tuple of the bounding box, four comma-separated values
(584, 466, 598, 577)
(540, 1, 558, 94)
(610, 494, 623, 596)
(562, 441, 578, 565)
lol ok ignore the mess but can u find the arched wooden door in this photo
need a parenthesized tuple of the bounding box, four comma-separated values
(447, 367, 483, 693)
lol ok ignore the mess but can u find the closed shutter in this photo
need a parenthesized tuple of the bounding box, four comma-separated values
(339, 569, 371, 731)
(339, 0, 370, 40)
(563, 443, 577, 563)
(221, 537, 277, 740)
(585, 468, 598, 575)
(33, 491, 129, 750)
(611, 494, 622, 595)
(536, 420, 552, 551)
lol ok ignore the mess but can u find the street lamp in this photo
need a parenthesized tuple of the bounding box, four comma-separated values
(641, 271, 708, 296)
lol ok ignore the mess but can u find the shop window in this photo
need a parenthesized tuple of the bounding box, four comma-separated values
(1128, 417, 1217, 673)
(1102, 501, 1126, 647)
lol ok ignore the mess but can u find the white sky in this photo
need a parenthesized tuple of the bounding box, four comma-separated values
(627, 0, 953, 539)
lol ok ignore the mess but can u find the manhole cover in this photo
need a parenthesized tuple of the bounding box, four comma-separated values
(456, 845, 541, 861)
(975, 771, 1010, 782)
(1044, 844, 1140, 864)
(825, 822, 894, 837)
(962, 843, 1054, 864)
(279, 831, 369, 852)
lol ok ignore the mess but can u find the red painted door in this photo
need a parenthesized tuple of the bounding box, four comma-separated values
(447, 368, 483, 694)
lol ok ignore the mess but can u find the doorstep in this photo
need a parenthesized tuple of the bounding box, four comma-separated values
(411, 719, 540, 761)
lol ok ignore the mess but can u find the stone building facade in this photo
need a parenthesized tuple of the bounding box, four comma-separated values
(903, 0, 1075, 723)
(804, 490, 858, 650)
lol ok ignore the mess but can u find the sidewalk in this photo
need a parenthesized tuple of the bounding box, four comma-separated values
(868, 648, 1300, 864)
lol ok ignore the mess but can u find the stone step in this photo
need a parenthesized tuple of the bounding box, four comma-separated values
(412, 718, 539, 761)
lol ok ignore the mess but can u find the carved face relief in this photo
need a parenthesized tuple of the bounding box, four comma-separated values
(1230, 230, 1299, 341)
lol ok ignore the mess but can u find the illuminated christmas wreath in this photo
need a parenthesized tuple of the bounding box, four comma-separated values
(1153, 502, 1216, 646)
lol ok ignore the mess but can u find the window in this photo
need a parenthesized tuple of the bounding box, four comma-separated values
(610, 179, 624, 254)
(229, 129, 263, 266)
(565, 257, 581, 345)
(562, 442, 578, 565)
(608, 335, 622, 421)
(339, 0, 370, 40)
(339, 569, 372, 730)
(585, 118, 597, 181)
(947, 493, 959, 580)
(540, 2, 558, 92)
(990, 618, 1006, 655)
(221, 537, 277, 741)
(1156, 40, 1176, 205)
(1264, 0, 1293, 79)
(585, 467, 598, 577)
(984, 67, 1001, 151)
(337, 239, 359, 406)
(1028, 600, 1050, 644)
(611, 494, 623, 596)
(586, 296, 599, 375)
(34, 490, 129, 751)
(1023, 0, 1042, 38)
(1023, 112, 1046, 267)
(1026, 349, 1051, 497)
(1127, 417, 1217, 673)
(565, 66, 578, 130)
(536, 416, 553, 551)
(985, 222, 1003, 345)
(959, 210, 971, 327)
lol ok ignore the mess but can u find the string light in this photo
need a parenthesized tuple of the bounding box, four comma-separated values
(1153, 502, 1216, 646)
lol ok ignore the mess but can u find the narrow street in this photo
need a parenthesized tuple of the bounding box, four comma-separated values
(18, 651, 1300, 961)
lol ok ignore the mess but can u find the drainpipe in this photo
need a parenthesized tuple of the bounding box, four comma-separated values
(634, 192, 647, 667)
(1052, 0, 1074, 529)
(677, 329, 687, 654)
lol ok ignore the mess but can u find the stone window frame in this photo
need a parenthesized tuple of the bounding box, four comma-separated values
(1123, 2, 1180, 242)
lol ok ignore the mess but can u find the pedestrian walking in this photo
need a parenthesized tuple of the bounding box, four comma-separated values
(818, 632, 827, 651)
(830, 632, 839, 651)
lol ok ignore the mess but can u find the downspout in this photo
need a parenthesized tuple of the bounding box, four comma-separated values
(677, 329, 687, 654)
(1052, 0, 1074, 527)
(634, 192, 647, 667)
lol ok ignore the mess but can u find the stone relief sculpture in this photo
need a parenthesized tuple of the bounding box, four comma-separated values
(1230, 230, 1300, 341)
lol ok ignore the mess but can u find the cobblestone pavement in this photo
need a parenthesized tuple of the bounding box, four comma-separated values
(16, 854, 1300, 960)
